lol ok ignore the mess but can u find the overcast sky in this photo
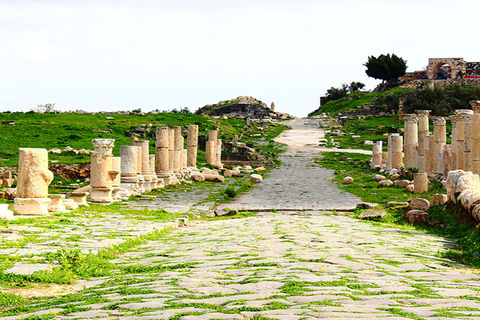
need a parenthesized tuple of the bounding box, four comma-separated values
(1, 0, 479, 117)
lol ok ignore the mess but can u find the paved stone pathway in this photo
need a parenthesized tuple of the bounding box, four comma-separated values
(3, 118, 480, 319)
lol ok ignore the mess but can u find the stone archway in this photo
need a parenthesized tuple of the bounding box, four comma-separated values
(427, 58, 466, 79)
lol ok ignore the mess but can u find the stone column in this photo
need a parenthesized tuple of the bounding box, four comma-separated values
(464, 109, 474, 171)
(215, 138, 223, 168)
(455, 109, 473, 171)
(111, 156, 122, 200)
(90, 139, 118, 203)
(432, 116, 447, 174)
(13, 148, 54, 215)
(386, 134, 394, 170)
(427, 135, 434, 174)
(155, 127, 176, 186)
(134, 145, 145, 193)
(206, 130, 218, 164)
(449, 115, 458, 171)
(404, 114, 418, 169)
(416, 110, 430, 173)
(119, 145, 140, 198)
(470, 101, 480, 175)
(390, 134, 404, 169)
(372, 142, 382, 166)
(187, 125, 199, 168)
(173, 126, 183, 175)
(149, 154, 162, 189)
(135, 140, 152, 192)
(414, 172, 428, 194)
(169, 128, 175, 173)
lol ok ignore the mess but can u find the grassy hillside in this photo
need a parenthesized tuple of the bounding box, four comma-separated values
(0, 112, 258, 167)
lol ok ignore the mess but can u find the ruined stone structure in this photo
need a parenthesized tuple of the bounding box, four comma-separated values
(13, 148, 54, 215)
(90, 139, 118, 203)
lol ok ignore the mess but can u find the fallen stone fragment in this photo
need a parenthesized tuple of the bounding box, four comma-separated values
(192, 174, 205, 182)
(203, 174, 225, 182)
(250, 174, 263, 183)
(387, 201, 409, 208)
(358, 210, 387, 219)
(379, 180, 393, 187)
(373, 174, 386, 182)
(343, 176, 354, 184)
(406, 184, 414, 193)
(409, 197, 431, 211)
(390, 173, 400, 181)
(405, 209, 429, 224)
(395, 180, 411, 188)
(223, 170, 233, 177)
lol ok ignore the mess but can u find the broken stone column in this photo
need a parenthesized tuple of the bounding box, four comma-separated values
(169, 128, 175, 173)
(111, 157, 122, 200)
(13, 148, 54, 215)
(432, 116, 447, 174)
(215, 138, 223, 168)
(455, 109, 474, 171)
(416, 110, 430, 173)
(90, 139, 118, 203)
(449, 114, 458, 171)
(119, 146, 140, 198)
(134, 145, 145, 194)
(48, 194, 66, 213)
(427, 135, 434, 174)
(187, 125, 198, 168)
(372, 142, 382, 166)
(414, 173, 428, 194)
(470, 101, 480, 175)
(135, 140, 152, 192)
(149, 154, 162, 189)
(155, 127, 177, 186)
(390, 134, 404, 169)
(173, 126, 183, 174)
(464, 109, 474, 171)
(403, 114, 418, 169)
(206, 130, 218, 164)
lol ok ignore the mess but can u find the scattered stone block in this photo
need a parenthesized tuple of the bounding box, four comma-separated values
(409, 198, 431, 211)
(373, 174, 386, 182)
(379, 180, 393, 187)
(343, 176, 354, 184)
(192, 174, 205, 182)
(250, 174, 263, 183)
(387, 201, 409, 208)
(414, 173, 428, 194)
(406, 184, 414, 193)
(223, 170, 233, 177)
(405, 210, 429, 224)
(358, 210, 387, 219)
(255, 166, 266, 172)
(395, 180, 411, 188)
(203, 174, 225, 182)
(63, 199, 78, 210)
(390, 173, 401, 181)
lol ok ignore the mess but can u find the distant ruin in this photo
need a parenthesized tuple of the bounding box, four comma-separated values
(400, 57, 480, 89)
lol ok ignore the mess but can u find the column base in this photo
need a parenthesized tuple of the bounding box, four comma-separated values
(68, 192, 89, 206)
(90, 187, 113, 203)
(13, 198, 51, 216)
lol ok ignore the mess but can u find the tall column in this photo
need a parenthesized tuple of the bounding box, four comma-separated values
(470, 101, 480, 175)
(90, 139, 117, 203)
(391, 134, 404, 169)
(13, 148, 54, 215)
(155, 127, 176, 186)
(455, 109, 473, 171)
(206, 130, 218, 164)
(464, 109, 474, 171)
(187, 125, 198, 168)
(149, 154, 161, 189)
(386, 134, 393, 170)
(416, 110, 430, 173)
(372, 142, 382, 166)
(119, 145, 140, 198)
(427, 135, 434, 174)
(215, 138, 223, 168)
(173, 126, 183, 174)
(432, 116, 447, 174)
(134, 145, 145, 193)
(135, 140, 152, 192)
(449, 115, 458, 171)
(404, 114, 418, 169)
(169, 128, 175, 173)
(111, 157, 122, 200)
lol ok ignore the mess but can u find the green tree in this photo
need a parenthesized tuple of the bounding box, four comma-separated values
(348, 81, 365, 93)
(326, 83, 348, 101)
(364, 54, 407, 82)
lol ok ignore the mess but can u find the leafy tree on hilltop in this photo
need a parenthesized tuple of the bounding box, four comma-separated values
(364, 53, 407, 82)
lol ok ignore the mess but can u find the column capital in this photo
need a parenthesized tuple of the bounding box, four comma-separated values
(432, 116, 446, 126)
(404, 114, 419, 124)
(92, 139, 115, 154)
(470, 100, 480, 112)
(449, 115, 458, 127)
(415, 110, 431, 117)
(455, 109, 474, 120)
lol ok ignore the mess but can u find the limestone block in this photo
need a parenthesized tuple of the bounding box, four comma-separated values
(68, 192, 89, 206)
(192, 174, 205, 182)
(414, 173, 428, 194)
(408, 198, 431, 211)
(405, 184, 414, 193)
(63, 199, 79, 210)
(47, 194, 66, 212)
(472, 204, 480, 221)
(156, 127, 170, 149)
(343, 176, 354, 184)
(206, 141, 216, 164)
(223, 170, 233, 177)
(432, 194, 448, 206)
(395, 180, 411, 188)
(208, 130, 218, 142)
(379, 180, 393, 187)
(390, 174, 400, 181)
(203, 174, 225, 182)
(373, 174, 386, 182)
(187, 125, 199, 147)
(250, 174, 263, 183)
(16, 148, 53, 199)
(13, 198, 51, 216)
(404, 210, 429, 224)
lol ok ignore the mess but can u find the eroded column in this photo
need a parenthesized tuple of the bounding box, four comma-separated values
(155, 127, 176, 186)
(449, 115, 458, 171)
(119, 145, 140, 198)
(416, 110, 430, 173)
(13, 148, 54, 215)
(404, 114, 419, 169)
(206, 130, 218, 164)
(391, 134, 404, 169)
(464, 109, 474, 171)
(432, 116, 447, 174)
(90, 139, 117, 203)
(470, 101, 480, 175)
(135, 140, 152, 192)
(187, 125, 198, 168)
(455, 109, 473, 171)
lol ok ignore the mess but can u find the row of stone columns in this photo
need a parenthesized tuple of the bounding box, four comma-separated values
(378, 101, 480, 180)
